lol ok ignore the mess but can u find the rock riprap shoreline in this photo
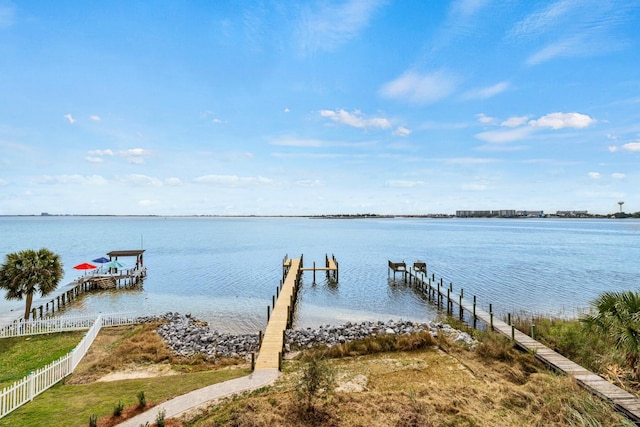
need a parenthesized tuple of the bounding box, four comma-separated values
(140, 313, 477, 360)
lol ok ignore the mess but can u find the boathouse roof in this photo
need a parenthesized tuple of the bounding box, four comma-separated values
(107, 250, 145, 257)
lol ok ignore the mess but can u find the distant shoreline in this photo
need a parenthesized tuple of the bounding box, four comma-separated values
(0, 213, 635, 219)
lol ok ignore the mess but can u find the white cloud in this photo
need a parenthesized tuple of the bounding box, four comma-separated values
(296, 179, 321, 187)
(88, 149, 114, 156)
(284, 108, 290, 113)
(36, 174, 108, 185)
(119, 148, 152, 164)
(90, 115, 101, 121)
(461, 182, 488, 191)
(297, 0, 384, 54)
(165, 177, 183, 186)
(462, 81, 509, 100)
(379, 70, 458, 105)
(118, 174, 162, 186)
(608, 146, 618, 152)
(393, 126, 411, 137)
(510, 0, 575, 38)
(193, 174, 272, 187)
(529, 112, 595, 129)
(64, 114, 76, 124)
(320, 109, 391, 130)
(85, 156, 103, 163)
(138, 199, 158, 207)
(621, 142, 640, 152)
(476, 113, 495, 124)
(386, 180, 425, 188)
(501, 116, 529, 128)
(442, 157, 498, 165)
(611, 173, 626, 179)
(475, 127, 533, 143)
(526, 37, 584, 66)
(588, 172, 601, 179)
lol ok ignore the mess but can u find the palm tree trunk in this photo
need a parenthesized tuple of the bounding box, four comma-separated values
(24, 292, 33, 320)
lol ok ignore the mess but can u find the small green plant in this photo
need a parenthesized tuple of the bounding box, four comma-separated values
(156, 409, 166, 427)
(137, 390, 147, 407)
(296, 355, 335, 410)
(114, 400, 125, 416)
(89, 413, 98, 427)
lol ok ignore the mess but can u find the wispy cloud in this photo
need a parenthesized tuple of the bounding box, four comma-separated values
(120, 148, 152, 164)
(165, 177, 183, 186)
(379, 70, 458, 105)
(193, 174, 272, 187)
(611, 173, 626, 179)
(36, 174, 108, 185)
(393, 126, 411, 137)
(501, 116, 530, 128)
(510, 0, 634, 66)
(90, 115, 101, 121)
(297, 0, 385, 55)
(271, 136, 375, 148)
(386, 180, 425, 188)
(462, 81, 510, 100)
(476, 113, 495, 124)
(475, 127, 534, 144)
(588, 171, 601, 179)
(441, 157, 498, 165)
(320, 109, 391, 130)
(117, 174, 162, 187)
(64, 114, 76, 124)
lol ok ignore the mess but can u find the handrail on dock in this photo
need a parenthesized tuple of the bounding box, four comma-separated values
(393, 260, 640, 424)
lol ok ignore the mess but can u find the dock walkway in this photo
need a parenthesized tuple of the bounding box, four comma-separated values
(398, 263, 640, 423)
(254, 257, 302, 370)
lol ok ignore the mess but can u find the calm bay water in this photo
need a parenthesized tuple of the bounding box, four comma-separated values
(1, 216, 639, 333)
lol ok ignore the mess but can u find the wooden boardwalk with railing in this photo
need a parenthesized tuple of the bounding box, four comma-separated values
(255, 254, 339, 371)
(254, 257, 302, 370)
(397, 262, 640, 424)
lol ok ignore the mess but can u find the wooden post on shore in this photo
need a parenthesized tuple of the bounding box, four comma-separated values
(473, 296, 477, 329)
(267, 306, 270, 322)
(459, 289, 464, 320)
(489, 303, 494, 331)
(313, 261, 316, 283)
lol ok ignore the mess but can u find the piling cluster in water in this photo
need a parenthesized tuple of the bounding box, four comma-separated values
(139, 312, 477, 360)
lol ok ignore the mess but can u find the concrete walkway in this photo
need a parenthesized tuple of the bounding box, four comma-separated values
(117, 369, 280, 426)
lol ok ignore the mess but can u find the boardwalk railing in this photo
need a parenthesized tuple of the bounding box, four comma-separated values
(0, 313, 140, 419)
(395, 262, 640, 423)
(0, 313, 139, 339)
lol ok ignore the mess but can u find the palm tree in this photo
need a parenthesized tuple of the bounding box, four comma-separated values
(581, 290, 640, 380)
(0, 248, 64, 320)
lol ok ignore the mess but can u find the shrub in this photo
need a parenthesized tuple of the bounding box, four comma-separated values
(137, 390, 147, 408)
(89, 414, 98, 427)
(156, 409, 166, 427)
(113, 400, 125, 416)
(296, 355, 335, 411)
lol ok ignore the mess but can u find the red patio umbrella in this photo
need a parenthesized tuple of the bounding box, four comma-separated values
(73, 262, 97, 270)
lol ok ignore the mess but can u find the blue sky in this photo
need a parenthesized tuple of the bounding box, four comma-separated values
(1, 0, 639, 216)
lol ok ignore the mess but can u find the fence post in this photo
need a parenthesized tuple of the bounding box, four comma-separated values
(29, 371, 34, 401)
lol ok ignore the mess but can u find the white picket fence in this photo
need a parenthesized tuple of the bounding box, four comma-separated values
(0, 313, 140, 419)
(0, 313, 140, 338)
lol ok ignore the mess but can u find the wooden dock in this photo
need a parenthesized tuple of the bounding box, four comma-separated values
(255, 254, 339, 371)
(396, 262, 640, 424)
(254, 256, 302, 370)
(1, 250, 147, 324)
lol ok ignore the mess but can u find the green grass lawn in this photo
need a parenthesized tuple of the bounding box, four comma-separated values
(0, 331, 85, 388)
(0, 367, 251, 427)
